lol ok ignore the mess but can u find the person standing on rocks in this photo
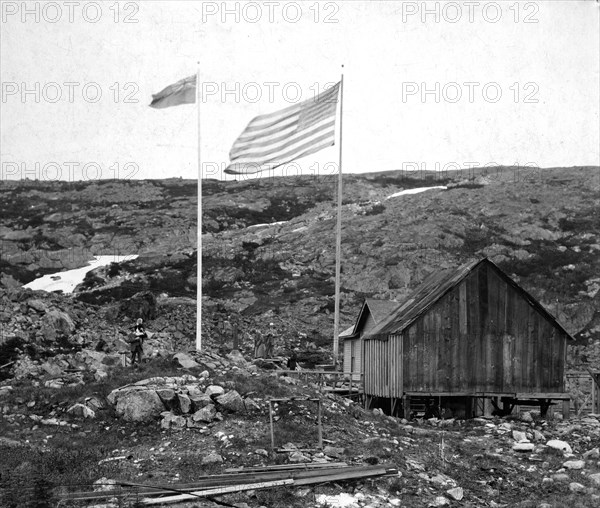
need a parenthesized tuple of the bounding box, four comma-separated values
(129, 318, 147, 366)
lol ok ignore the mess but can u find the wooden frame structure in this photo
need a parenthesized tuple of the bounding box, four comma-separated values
(361, 258, 574, 419)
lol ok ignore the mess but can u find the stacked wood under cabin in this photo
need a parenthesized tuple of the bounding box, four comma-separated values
(362, 258, 573, 419)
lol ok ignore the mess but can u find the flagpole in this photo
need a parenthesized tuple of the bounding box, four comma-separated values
(333, 67, 344, 368)
(196, 63, 202, 352)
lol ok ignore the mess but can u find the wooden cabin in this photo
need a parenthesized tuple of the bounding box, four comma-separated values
(362, 258, 573, 419)
(341, 299, 399, 381)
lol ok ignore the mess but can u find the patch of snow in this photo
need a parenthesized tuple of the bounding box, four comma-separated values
(386, 186, 447, 200)
(23, 255, 138, 294)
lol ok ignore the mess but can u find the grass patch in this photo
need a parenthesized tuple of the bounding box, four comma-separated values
(212, 371, 291, 399)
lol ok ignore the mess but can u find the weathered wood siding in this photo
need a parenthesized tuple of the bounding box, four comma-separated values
(343, 339, 362, 381)
(364, 332, 402, 397)
(364, 262, 567, 398)
(344, 311, 376, 380)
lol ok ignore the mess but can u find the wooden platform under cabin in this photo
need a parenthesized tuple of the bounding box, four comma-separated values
(274, 370, 364, 400)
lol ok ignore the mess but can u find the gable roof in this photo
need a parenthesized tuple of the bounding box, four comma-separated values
(340, 298, 401, 340)
(364, 257, 574, 341)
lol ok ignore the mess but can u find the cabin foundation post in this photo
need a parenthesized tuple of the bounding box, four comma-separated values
(562, 399, 570, 420)
(403, 394, 411, 420)
(483, 397, 494, 417)
(539, 399, 551, 418)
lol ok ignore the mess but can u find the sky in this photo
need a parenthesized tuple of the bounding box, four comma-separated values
(1, 0, 599, 182)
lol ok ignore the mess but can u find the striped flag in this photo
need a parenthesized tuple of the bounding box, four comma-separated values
(225, 82, 341, 175)
(149, 75, 196, 109)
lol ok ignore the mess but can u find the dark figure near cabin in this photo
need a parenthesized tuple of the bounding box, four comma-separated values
(130, 318, 147, 366)
(423, 399, 441, 419)
(287, 353, 298, 371)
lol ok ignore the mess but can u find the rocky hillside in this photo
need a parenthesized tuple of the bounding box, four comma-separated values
(1, 167, 599, 369)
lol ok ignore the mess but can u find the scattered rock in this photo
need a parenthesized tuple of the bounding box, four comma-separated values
(289, 451, 310, 462)
(114, 390, 164, 422)
(512, 430, 528, 442)
(173, 352, 200, 369)
(532, 430, 546, 442)
(568, 482, 586, 493)
(156, 389, 178, 410)
(205, 385, 225, 397)
(563, 460, 585, 470)
(41, 309, 75, 341)
(192, 404, 217, 423)
(177, 393, 192, 414)
(160, 412, 187, 430)
(190, 393, 213, 411)
(66, 403, 96, 419)
(323, 445, 345, 458)
(216, 390, 245, 413)
(513, 443, 535, 452)
(202, 451, 223, 464)
(446, 487, 464, 501)
(589, 472, 600, 487)
(546, 439, 572, 454)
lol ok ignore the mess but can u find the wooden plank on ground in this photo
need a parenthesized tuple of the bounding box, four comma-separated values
(225, 462, 347, 473)
(140, 479, 294, 505)
(58, 466, 369, 502)
(294, 466, 394, 485)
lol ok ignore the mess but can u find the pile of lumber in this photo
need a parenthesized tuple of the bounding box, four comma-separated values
(57, 462, 398, 506)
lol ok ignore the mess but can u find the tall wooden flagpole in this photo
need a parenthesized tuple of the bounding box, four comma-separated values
(333, 67, 344, 367)
(196, 64, 202, 351)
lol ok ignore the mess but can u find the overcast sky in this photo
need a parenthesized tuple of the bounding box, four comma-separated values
(1, 0, 599, 181)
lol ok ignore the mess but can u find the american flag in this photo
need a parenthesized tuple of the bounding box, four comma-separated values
(225, 82, 341, 175)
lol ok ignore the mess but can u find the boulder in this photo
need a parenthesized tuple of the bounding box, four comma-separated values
(192, 404, 217, 423)
(512, 430, 528, 442)
(323, 446, 345, 458)
(173, 352, 200, 369)
(178, 393, 192, 414)
(446, 487, 464, 501)
(583, 447, 600, 459)
(67, 403, 96, 419)
(41, 310, 75, 341)
(562, 460, 585, 470)
(513, 443, 535, 452)
(190, 394, 213, 411)
(568, 482, 586, 493)
(115, 390, 165, 422)
(289, 451, 310, 463)
(27, 299, 48, 313)
(215, 390, 245, 413)
(205, 385, 225, 397)
(532, 430, 546, 442)
(226, 350, 248, 366)
(589, 473, 600, 487)
(160, 412, 187, 430)
(185, 385, 204, 398)
(119, 291, 157, 321)
(156, 389, 178, 410)
(201, 452, 223, 464)
(547, 439, 572, 454)
(40, 359, 65, 377)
